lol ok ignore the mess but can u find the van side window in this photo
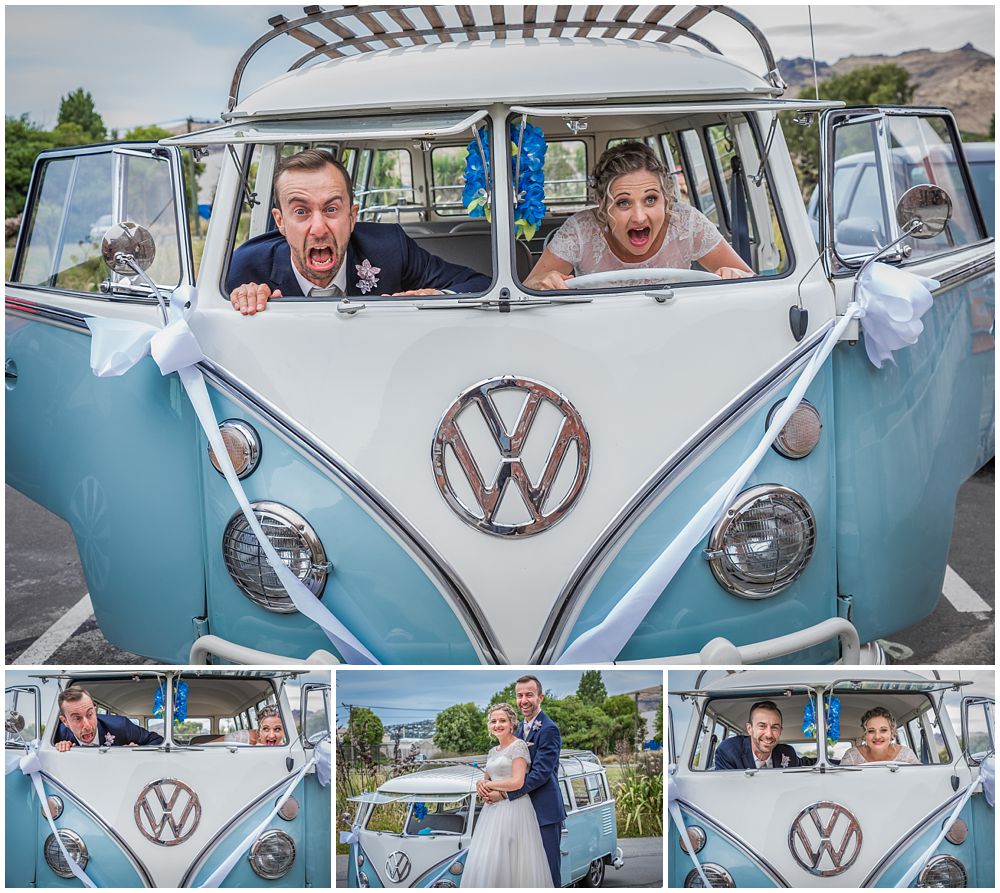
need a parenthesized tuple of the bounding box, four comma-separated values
(360, 148, 415, 220)
(961, 698, 994, 763)
(430, 145, 468, 215)
(570, 776, 592, 807)
(543, 140, 588, 212)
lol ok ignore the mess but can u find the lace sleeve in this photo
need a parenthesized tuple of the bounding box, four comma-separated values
(547, 214, 584, 266)
(839, 747, 863, 766)
(684, 205, 724, 261)
(508, 738, 532, 766)
(896, 746, 922, 764)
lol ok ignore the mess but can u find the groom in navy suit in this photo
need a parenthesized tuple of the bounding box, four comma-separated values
(477, 674, 566, 886)
(714, 700, 800, 770)
(227, 149, 489, 314)
(53, 687, 163, 751)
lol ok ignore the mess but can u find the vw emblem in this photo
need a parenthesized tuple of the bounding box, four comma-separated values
(385, 850, 411, 882)
(134, 778, 201, 846)
(432, 376, 591, 536)
(788, 801, 862, 876)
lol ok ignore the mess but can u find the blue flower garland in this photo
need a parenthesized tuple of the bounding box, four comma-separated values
(802, 695, 841, 746)
(153, 680, 189, 723)
(462, 121, 548, 241)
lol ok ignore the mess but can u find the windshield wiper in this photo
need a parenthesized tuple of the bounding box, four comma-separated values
(781, 765, 862, 773)
(416, 295, 593, 312)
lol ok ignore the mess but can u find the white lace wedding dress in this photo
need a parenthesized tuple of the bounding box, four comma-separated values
(461, 738, 554, 888)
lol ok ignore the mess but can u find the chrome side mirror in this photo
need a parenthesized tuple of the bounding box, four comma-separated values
(101, 221, 157, 274)
(5, 710, 25, 735)
(896, 184, 952, 240)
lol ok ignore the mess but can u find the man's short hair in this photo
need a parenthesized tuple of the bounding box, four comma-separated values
(58, 686, 93, 715)
(272, 148, 355, 207)
(748, 700, 783, 725)
(515, 675, 543, 695)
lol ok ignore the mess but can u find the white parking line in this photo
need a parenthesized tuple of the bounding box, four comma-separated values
(12, 593, 94, 664)
(942, 566, 992, 613)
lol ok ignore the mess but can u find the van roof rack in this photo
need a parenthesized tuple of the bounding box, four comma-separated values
(229, 4, 785, 110)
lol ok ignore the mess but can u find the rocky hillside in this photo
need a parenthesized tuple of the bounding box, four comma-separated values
(779, 43, 995, 135)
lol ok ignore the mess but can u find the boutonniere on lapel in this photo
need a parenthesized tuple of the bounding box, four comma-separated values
(103, 733, 116, 746)
(530, 718, 543, 733)
(355, 259, 380, 294)
(781, 754, 790, 768)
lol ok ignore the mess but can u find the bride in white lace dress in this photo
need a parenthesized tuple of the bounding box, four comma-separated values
(461, 703, 554, 888)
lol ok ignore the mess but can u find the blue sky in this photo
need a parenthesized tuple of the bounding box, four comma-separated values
(5, 3, 995, 133)
(335, 668, 662, 727)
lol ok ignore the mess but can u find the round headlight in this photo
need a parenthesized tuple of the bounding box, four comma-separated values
(705, 485, 816, 598)
(768, 399, 822, 459)
(223, 502, 330, 612)
(432, 882, 457, 888)
(684, 863, 735, 887)
(357, 852, 365, 868)
(248, 829, 296, 879)
(44, 830, 89, 879)
(358, 869, 371, 887)
(918, 855, 967, 887)
(208, 420, 261, 479)
(679, 825, 706, 854)
(449, 861, 464, 875)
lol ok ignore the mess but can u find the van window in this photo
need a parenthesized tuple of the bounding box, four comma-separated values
(404, 799, 469, 835)
(430, 145, 468, 215)
(680, 130, 718, 226)
(570, 776, 592, 807)
(961, 699, 994, 763)
(359, 148, 415, 221)
(543, 140, 588, 211)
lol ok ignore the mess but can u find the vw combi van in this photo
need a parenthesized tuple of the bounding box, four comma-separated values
(343, 750, 623, 887)
(5, 5, 994, 666)
(5, 670, 331, 887)
(667, 670, 994, 887)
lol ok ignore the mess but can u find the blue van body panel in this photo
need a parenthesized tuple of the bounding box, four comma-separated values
(5, 752, 38, 887)
(572, 364, 840, 664)
(834, 273, 996, 642)
(5, 319, 206, 663)
(668, 805, 780, 887)
(303, 771, 332, 886)
(200, 388, 481, 665)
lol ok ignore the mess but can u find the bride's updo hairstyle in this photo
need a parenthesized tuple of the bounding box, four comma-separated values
(860, 706, 896, 732)
(257, 705, 281, 722)
(590, 141, 677, 231)
(485, 702, 518, 737)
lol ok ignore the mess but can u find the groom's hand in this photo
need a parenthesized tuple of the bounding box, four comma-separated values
(483, 790, 503, 804)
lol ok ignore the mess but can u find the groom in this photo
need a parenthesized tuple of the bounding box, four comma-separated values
(477, 675, 565, 886)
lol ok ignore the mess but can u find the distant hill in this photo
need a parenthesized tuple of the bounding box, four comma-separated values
(779, 43, 995, 136)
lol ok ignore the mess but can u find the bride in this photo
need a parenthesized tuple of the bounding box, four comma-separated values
(461, 703, 554, 888)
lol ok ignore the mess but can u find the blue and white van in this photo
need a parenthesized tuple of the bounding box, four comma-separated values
(667, 669, 994, 887)
(5, 6, 993, 665)
(343, 750, 623, 887)
(5, 670, 331, 887)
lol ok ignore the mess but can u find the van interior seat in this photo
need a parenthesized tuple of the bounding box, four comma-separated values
(409, 231, 533, 282)
(407, 813, 466, 834)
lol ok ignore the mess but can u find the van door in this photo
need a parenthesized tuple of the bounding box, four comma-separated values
(300, 681, 332, 886)
(818, 107, 995, 644)
(5, 684, 42, 886)
(5, 144, 206, 662)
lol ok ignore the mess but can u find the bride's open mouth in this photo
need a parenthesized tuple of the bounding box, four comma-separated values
(627, 226, 651, 248)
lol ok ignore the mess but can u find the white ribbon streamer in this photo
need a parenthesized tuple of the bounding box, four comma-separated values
(86, 306, 378, 665)
(198, 756, 316, 888)
(314, 738, 332, 788)
(16, 743, 97, 887)
(894, 774, 981, 887)
(666, 770, 711, 888)
(981, 755, 994, 808)
(558, 263, 938, 664)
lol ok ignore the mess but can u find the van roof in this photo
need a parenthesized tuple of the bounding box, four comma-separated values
(231, 38, 774, 120)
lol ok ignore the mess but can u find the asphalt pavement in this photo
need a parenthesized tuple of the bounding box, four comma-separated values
(4, 462, 994, 665)
(335, 836, 663, 887)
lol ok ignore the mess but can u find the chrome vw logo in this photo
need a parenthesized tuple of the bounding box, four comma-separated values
(385, 850, 411, 882)
(134, 778, 201, 846)
(788, 801, 862, 876)
(432, 376, 590, 536)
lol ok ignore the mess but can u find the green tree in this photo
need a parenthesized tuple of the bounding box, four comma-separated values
(545, 695, 615, 755)
(485, 682, 517, 713)
(577, 670, 607, 707)
(602, 694, 640, 750)
(348, 707, 384, 752)
(655, 700, 663, 745)
(781, 63, 915, 195)
(5, 115, 58, 218)
(58, 88, 106, 141)
(433, 702, 488, 753)
(125, 125, 172, 142)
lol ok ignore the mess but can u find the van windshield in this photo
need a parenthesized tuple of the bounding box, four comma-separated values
(365, 797, 471, 836)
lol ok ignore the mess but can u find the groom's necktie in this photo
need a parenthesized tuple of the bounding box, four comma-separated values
(309, 285, 345, 298)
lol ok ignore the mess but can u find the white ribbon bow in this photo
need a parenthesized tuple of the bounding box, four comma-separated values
(314, 738, 332, 788)
(558, 262, 938, 664)
(86, 305, 378, 665)
(981, 754, 995, 808)
(666, 770, 711, 888)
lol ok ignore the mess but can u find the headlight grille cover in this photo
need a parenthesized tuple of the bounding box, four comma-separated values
(248, 829, 296, 879)
(684, 863, 735, 887)
(44, 831, 89, 878)
(917, 855, 967, 887)
(223, 502, 330, 612)
(706, 485, 816, 598)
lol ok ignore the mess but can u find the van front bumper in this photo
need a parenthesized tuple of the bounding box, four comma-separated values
(189, 634, 338, 665)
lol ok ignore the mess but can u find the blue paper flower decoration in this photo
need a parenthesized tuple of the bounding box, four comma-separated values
(153, 680, 189, 723)
(463, 120, 548, 241)
(413, 802, 427, 820)
(803, 695, 840, 743)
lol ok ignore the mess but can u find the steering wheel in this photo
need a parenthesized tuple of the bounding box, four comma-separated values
(564, 267, 721, 289)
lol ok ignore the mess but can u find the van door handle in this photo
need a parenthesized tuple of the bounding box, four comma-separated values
(5, 359, 18, 386)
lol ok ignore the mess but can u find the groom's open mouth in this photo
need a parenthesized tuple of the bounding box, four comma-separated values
(307, 245, 337, 273)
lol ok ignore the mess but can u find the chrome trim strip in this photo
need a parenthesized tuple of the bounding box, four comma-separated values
(532, 324, 832, 662)
(179, 770, 301, 887)
(933, 253, 996, 292)
(199, 359, 503, 664)
(40, 771, 155, 887)
(675, 799, 789, 887)
(5, 294, 502, 664)
(861, 787, 967, 886)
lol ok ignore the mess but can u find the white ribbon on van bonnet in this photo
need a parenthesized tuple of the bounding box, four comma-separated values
(86, 307, 379, 665)
(198, 752, 325, 888)
(558, 263, 938, 664)
(11, 742, 97, 887)
(981, 754, 995, 808)
(894, 759, 990, 888)
(666, 770, 711, 888)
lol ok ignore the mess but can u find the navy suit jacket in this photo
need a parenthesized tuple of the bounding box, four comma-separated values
(53, 715, 164, 747)
(714, 735, 800, 770)
(227, 225, 490, 297)
(507, 711, 566, 827)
